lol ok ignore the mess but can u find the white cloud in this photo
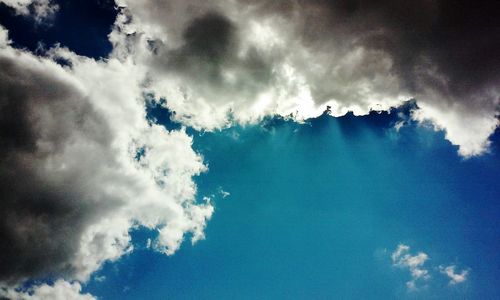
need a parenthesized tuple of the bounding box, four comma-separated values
(391, 244, 471, 291)
(0, 280, 95, 300)
(0, 0, 493, 294)
(412, 100, 499, 157)
(111, 0, 407, 131)
(109, 0, 498, 157)
(392, 244, 430, 290)
(0, 0, 58, 22)
(0, 26, 10, 48)
(440, 265, 469, 285)
(220, 189, 230, 198)
(0, 26, 213, 286)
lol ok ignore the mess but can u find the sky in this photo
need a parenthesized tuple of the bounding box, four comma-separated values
(0, 1, 498, 299)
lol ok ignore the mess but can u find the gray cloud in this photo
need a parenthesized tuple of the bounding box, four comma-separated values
(115, 0, 499, 156)
(0, 53, 115, 283)
(0, 0, 497, 292)
(0, 0, 59, 22)
(294, 0, 499, 101)
(221, 0, 500, 112)
(144, 10, 275, 112)
(0, 27, 213, 286)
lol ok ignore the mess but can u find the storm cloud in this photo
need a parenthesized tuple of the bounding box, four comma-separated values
(0, 50, 112, 283)
(115, 0, 499, 156)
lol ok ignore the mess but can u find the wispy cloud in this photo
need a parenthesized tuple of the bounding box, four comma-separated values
(440, 265, 469, 285)
(0, 280, 95, 300)
(0, 0, 59, 23)
(391, 244, 470, 291)
(392, 244, 430, 290)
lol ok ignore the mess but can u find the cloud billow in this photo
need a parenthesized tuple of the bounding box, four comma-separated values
(0, 24, 213, 289)
(115, 0, 499, 156)
(391, 244, 469, 291)
(0, 0, 497, 297)
(0, 50, 111, 283)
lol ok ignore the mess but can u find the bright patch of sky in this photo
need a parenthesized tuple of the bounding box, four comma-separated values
(83, 107, 499, 299)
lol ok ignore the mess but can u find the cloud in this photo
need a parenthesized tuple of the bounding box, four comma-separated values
(412, 92, 499, 157)
(391, 244, 430, 290)
(0, 26, 9, 47)
(111, 0, 406, 129)
(0, 280, 95, 300)
(440, 265, 469, 285)
(110, 0, 498, 157)
(0, 25, 213, 287)
(391, 244, 471, 291)
(0, 0, 492, 296)
(0, 0, 59, 22)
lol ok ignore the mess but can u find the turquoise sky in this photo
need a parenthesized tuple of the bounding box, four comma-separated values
(84, 108, 500, 299)
(1, 1, 499, 299)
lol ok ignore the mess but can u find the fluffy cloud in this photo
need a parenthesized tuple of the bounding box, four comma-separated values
(0, 280, 95, 300)
(0, 0, 494, 296)
(0, 0, 58, 22)
(412, 101, 499, 157)
(391, 244, 471, 291)
(0, 26, 9, 47)
(111, 0, 407, 129)
(440, 265, 469, 285)
(0, 25, 213, 287)
(109, 0, 498, 157)
(391, 244, 430, 290)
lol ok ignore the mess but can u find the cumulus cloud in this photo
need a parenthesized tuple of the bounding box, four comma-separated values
(413, 102, 499, 157)
(391, 244, 471, 291)
(0, 0, 494, 296)
(0, 0, 58, 22)
(392, 244, 430, 290)
(440, 265, 469, 285)
(0, 280, 95, 300)
(109, 0, 498, 156)
(0, 25, 213, 288)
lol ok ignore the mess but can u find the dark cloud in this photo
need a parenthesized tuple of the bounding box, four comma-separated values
(257, 0, 500, 101)
(0, 0, 497, 290)
(100, 0, 491, 152)
(120, 0, 497, 128)
(0, 35, 214, 286)
(0, 53, 115, 284)
(134, 0, 494, 111)
(166, 12, 239, 84)
(182, 12, 236, 64)
(146, 11, 274, 105)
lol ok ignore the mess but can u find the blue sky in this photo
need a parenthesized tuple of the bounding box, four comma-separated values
(82, 105, 500, 299)
(0, 1, 498, 299)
